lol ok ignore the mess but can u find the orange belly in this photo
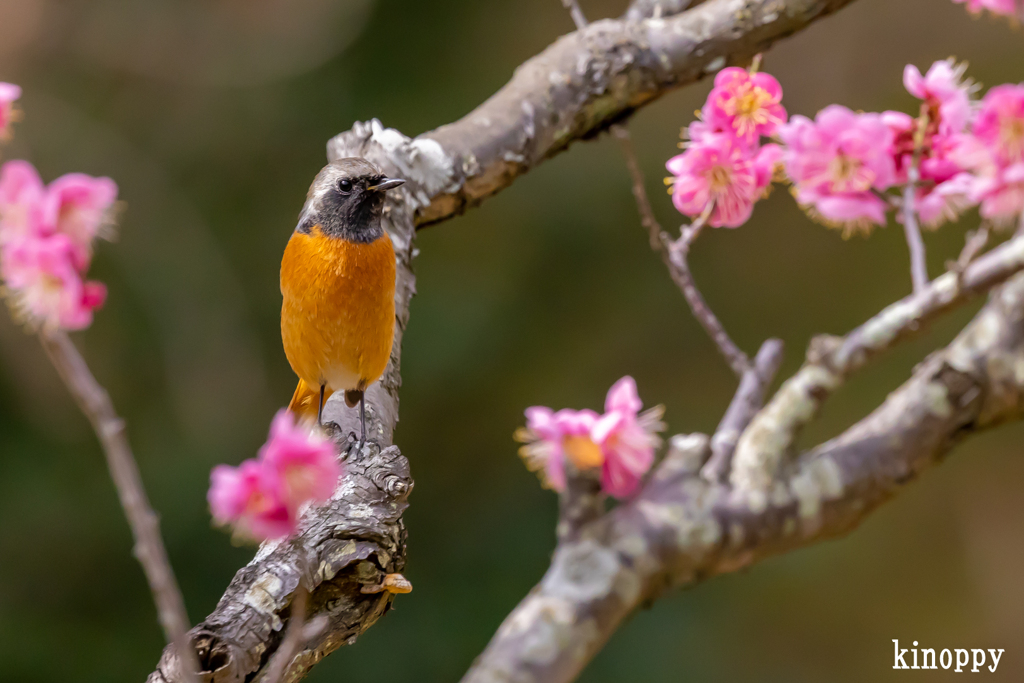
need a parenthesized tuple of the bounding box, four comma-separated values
(280, 226, 396, 395)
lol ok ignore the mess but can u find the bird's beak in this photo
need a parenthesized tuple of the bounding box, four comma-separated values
(367, 177, 406, 192)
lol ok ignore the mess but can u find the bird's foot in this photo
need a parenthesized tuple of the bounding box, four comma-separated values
(342, 430, 369, 456)
(317, 420, 343, 440)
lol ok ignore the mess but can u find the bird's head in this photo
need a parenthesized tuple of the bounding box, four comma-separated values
(297, 158, 405, 242)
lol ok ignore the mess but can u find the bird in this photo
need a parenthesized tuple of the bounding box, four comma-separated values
(280, 157, 404, 443)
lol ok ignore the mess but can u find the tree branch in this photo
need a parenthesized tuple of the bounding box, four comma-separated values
(624, 0, 704, 21)
(611, 126, 661, 250)
(903, 161, 929, 294)
(701, 338, 785, 482)
(39, 330, 200, 683)
(730, 233, 1024, 491)
(662, 219, 752, 375)
(412, 0, 861, 227)
(149, 122, 422, 683)
(459, 268, 1024, 683)
(557, 463, 606, 544)
(149, 442, 412, 683)
(149, 1, 870, 679)
(560, 0, 589, 30)
(260, 581, 308, 683)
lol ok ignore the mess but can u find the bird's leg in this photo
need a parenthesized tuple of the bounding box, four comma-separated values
(317, 384, 325, 426)
(343, 389, 366, 449)
(359, 394, 367, 447)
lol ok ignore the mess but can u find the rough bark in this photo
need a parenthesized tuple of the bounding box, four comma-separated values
(413, 0, 860, 226)
(146, 1, 910, 681)
(149, 121, 424, 683)
(731, 232, 1024, 491)
(147, 443, 412, 683)
(460, 270, 1024, 683)
(624, 0, 707, 21)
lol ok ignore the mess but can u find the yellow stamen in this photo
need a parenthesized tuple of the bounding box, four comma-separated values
(707, 165, 733, 193)
(1001, 116, 1024, 160)
(563, 435, 603, 468)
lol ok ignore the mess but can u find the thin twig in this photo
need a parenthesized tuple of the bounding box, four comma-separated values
(731, 232, 1024, 490)
(902, 112, 930, 294)
(624, 0, 697, 21)
(902, 163, 929, 294)
(560, 0, 589, 29)
(661, 211, 751, 376)
(701, 338, 784, 482)
(262, 578, 309, 683)
(612, 125, 661, 250)
(556, 0, 749, 375)
(948, 226, 990, 282)
(39, 330, 199, 683)
(610, 119, 751, 376)
(671, 212, 706, 253)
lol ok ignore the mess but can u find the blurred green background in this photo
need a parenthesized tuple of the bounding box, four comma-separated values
(0, 0, 1022, 681)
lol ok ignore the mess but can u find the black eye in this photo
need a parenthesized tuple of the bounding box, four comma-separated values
(338, 179, 353, 194)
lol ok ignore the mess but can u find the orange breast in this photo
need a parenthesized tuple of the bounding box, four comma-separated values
(280, 226, 396, 394)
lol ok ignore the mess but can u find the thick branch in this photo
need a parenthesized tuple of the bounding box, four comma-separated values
(149, 124, 423, 683)
(731, 233, 1024, 491)
(260, 581, 308, 683)
(410, 0, 860, 226)
(149, 443, 412, 683)
(152, 1, 865, 679)
(460, 270, 1024, 683)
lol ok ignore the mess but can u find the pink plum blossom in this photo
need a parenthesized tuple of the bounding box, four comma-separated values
(208, 460, 295, 541)
(591, 377, 664, 498)
(0, 160, 46, 245)
(779, 105, 897, 235)
(916, 173, 977, 229)
(43, 173, 118, 263)
(208, 410, 341, 541)
(0, 161, 118, 272)
(0, 82, 20, 140)
(903, 60, 974, 136)
(883, 106, 978, 230)
(517, 378, 663, 499)
(949, 88, 1024, 227)
(518, 407, 600, 492)
(703, 67, 787, 148)
(952, 0, 1017, 17)
(0, 233, 106, 330)
(920, 130, 972, 185)
(972, 84, 1024, 165)
(968, 160, 1024, 226)
(667, 134, 779, 228)
(258, 409, 341, 512)
(883, 109, 917, 183)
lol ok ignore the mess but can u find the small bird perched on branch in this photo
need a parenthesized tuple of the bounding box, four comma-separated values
(281, 158, 404, 441)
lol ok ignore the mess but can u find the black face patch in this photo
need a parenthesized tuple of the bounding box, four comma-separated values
(301, 174, 387, 243)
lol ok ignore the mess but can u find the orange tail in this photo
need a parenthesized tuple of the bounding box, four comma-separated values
(288, 379, 333, 422)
